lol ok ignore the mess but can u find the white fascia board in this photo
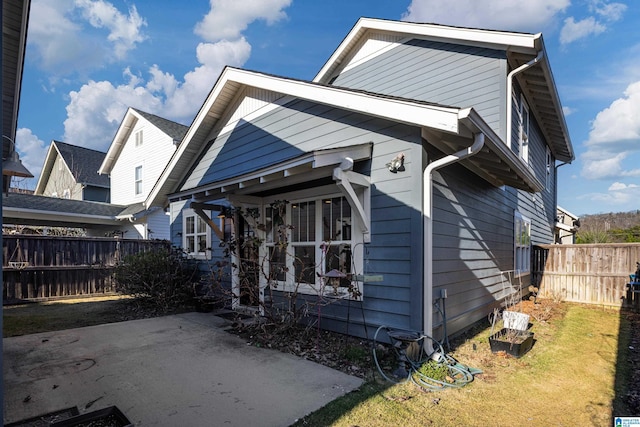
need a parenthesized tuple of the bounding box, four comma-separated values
(555, 222, 576, 232)
(315, 17, 539, 83)
(557, 205, 579, 220)
(98, 108, 137, 175)
(33, 142, 58, 194)
(230, 68, 460, 133)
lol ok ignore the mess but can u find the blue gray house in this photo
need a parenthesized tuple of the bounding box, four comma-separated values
(147, 18, 573, 340)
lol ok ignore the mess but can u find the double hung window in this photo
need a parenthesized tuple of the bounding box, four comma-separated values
(184, 209, 210, 259)
(514, 212, 531, 275)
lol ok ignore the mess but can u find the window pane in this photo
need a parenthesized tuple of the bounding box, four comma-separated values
(186, 216, 194, 234)
(294, 245, 315, 284)
(325, 243, 352, 287)
(292, 201, 315, 242)
(187, 236, 195, 253)
(266, 206, 285, 243)
(197, 235, 207, 252)
(197, 217, 207, 233)
(323, 197, 351, 241)
(269, 246, 287, 282)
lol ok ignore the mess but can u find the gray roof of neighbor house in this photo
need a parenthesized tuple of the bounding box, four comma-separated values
(132, 108, 189, 143)
(2, 192, 126, 227)
(53, 141, 110, 187)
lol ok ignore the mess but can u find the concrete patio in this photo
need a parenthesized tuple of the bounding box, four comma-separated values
(3, 312, 363, 426)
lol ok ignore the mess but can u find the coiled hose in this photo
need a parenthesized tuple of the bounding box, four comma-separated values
(372, 325, 481, 390)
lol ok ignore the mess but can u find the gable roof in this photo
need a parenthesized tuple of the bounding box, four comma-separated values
(314, 17, 573, 163)
(145, 66, 542, 209)
(132, 108, 189, 142)
(98, 107, 188, 175)
(34, 141, 109, 194)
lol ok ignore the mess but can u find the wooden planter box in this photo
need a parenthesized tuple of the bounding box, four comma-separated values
(50, 406, 132, 427)
(489, 328, 534, 358)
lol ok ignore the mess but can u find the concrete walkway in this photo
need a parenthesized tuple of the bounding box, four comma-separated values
(3, 312, 363, 426)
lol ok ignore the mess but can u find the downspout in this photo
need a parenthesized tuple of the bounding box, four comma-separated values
(423, 132, 485, 344)
(506, 49, 544, 149)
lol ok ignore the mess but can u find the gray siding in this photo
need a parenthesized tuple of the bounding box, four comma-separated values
(332, 38, 507, 139)
(431, 158, 518, 338)
(511, 84, 556, 245)
(177, 97, 425, 336)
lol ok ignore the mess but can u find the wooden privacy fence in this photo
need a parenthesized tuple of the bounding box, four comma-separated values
(533, 243, 640, 308)
(3, 235, 170, 302)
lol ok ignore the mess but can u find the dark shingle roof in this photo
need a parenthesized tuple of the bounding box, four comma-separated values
(54, 141, 110, 188)
(3, 192, 125, 217)
(132, 109, 189, 142)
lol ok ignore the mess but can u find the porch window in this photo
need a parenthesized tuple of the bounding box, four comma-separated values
(514, 212, 531, 275)
(184, 209, 210, 259)
(265, 195, 360, 297)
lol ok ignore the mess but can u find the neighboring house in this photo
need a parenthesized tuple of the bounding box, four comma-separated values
(145, 18, 573, 341)
(34, 140, 110, 202)
(555, 206, 580, 244)
(98, 108, 188, 240)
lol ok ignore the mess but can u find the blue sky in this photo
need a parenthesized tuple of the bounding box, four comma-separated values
(14, 0, 640, 217)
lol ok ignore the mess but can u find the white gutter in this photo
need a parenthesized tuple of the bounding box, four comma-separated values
(506, 49, 544, 149)
(423, 132, 485, 345)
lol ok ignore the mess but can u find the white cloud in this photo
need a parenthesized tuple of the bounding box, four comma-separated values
(590, 0, 627, 21)
(74, 0, 147, 59)
(581, 151, 627, 179)
(587, 81, 640, 147)
(583, 180, 640, 206)
(14, 128, 48, 189)
(63, 71, 164, 151)
(402, 0, 570, 32)
(61, 1, 289, 149)
(163, 38, 252, 119)
(563, 106, 577, 116)
(194, 0, 291, 42)
(560, 0, 626, 45)
(560, 17, 605, 44)
(609, 182, 639, 191)
(27, 0, 147, 77)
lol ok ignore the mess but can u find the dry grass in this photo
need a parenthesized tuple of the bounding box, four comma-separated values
(295, 301, 632, 427)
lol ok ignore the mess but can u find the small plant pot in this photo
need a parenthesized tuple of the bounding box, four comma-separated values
(50, 406, 133, 427)
(489, 328, 534, 358)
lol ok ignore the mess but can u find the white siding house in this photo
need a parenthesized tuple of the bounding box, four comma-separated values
(99, 108, 188, 240)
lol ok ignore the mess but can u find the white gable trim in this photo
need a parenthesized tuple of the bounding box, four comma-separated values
(145, 67, 461, 209)
(314, 17, 540, 83)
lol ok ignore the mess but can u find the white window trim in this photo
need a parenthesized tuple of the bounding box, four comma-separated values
(262, 190, 364, 299)
(183, 208, 211, 260)
(134, 165, 143, 196)
(519, 94, 530, 164)
(514, 211, 531, 277)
